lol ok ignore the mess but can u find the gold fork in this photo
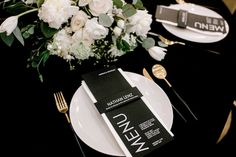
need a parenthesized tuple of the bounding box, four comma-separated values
(54, 91, 70, 123)
(53, 91, 87, 157)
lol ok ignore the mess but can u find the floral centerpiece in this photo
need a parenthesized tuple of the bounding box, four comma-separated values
(0, 0, 166, 82)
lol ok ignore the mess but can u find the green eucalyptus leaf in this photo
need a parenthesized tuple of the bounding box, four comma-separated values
(133, 0, 145, 10)
(122, 4, 136, 17)
(113, 0, 123, 8)
(40, 21, 58, 38)
(0, 32, 14, 47)
(27, 25, 35, 34)
(22, 24, 35, 39)
(13, 26, 24, 46)
(99, 14, 113, 27)
(142, 37, 155, 50)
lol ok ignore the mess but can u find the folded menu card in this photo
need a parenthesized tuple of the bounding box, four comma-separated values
(81, 66, 173, 157)
(155, 5, 227, 35)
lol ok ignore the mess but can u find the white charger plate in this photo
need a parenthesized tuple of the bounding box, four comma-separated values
(69, 71, 173, 156)
(162, 3, 229, 43)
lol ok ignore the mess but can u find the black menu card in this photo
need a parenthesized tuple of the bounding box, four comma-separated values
(155, 5, 227, 35)
(81, 66, 173, 157)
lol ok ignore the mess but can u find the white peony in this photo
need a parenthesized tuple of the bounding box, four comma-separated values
(89, 0, 113, 16)
(127, 10, 152, 37)
(0, 16, 18, 35)
(38, 0, 79, 29)
(71, 11, 88, 32)
(84, 18, 108, 40)
(148, 46, 167, 61)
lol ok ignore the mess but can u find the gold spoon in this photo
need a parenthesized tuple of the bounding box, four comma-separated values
(148, 32, 220, 55)
(152, 64, 198, 120)
(176, 0, 186, 4)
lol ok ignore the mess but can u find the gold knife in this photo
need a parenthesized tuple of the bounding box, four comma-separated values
(142, 68, 154, 81)
(216, 100, 235, 143)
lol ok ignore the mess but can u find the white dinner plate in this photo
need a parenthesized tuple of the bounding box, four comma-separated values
(162, 3, 229, 43)
(69, 71, 174, 156)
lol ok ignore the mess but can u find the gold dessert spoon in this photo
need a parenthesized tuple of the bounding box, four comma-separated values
(152, 64, 198, 120)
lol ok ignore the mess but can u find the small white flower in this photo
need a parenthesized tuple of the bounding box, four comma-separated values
(113, 26, 122, 36)
(117, 19, 125, 29)
(0, 16, 18, 36)
(148, 46, 167, 61)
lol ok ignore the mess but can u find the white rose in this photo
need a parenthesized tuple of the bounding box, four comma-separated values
(148, 46, 167, 61)
(128, 10, 152, 37)
(89, 0, 113, 16)
(71, 11, 88, 32)
(0, 16, 18, 35)
(84, 18, 108, 40)
(38, 0, 79, 29)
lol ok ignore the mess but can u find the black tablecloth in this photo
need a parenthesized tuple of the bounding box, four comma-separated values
(1, 0, 235, 156)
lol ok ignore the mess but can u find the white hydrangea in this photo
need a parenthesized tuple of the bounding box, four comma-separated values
(47, 29, 73, 60)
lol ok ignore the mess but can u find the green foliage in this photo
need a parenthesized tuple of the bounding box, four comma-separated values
(13, 26, 24, 46)
(40, 22, 58, 38)
(122, 4, 137, 17)
(99, 14, 113, 27)
(142, 37, 155, 50)
(113, 0, 123, 8)
(0, 32, 14, 47)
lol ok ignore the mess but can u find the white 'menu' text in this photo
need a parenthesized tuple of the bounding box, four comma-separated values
(113, 113, 149, 153)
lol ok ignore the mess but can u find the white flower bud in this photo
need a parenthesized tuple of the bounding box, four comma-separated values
(148, 46, 167, 61)
(117, 19, 125, 29)
(0, 16, 18, 35)
(113, 26, 122, 36)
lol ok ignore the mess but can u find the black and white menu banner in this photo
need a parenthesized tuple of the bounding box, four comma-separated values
(82, 66, 174, 157)
(155, 5, 227, 35)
